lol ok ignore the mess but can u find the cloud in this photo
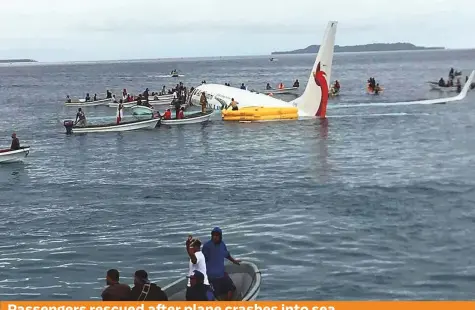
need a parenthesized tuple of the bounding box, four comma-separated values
(0, 0, 473, 61)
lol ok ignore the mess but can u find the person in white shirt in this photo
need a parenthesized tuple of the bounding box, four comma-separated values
(185, 236, 210, 300)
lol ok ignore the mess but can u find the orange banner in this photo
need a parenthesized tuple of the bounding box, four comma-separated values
(1, 302, 475, 310)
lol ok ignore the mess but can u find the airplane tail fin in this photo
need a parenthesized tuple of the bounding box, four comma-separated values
(293, 21, 337, 118)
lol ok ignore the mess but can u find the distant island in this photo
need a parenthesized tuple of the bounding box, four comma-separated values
(272, 43, 445, 55)
(0, 59, 37, 63)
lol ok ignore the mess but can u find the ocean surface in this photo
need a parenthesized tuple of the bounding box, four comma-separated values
(1, 49, 475, 300)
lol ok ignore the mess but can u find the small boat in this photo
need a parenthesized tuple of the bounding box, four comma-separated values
(367, 85, 384, 95)
(261, 87, 299, 95)
(0, 146, 30, 163)
(161, 111, 213, 125)
(65, 98, 111, 107)
(162, 261, 261, 301)
(269, 57, 278, 62)
(329, 86, 340, 97)
(63, 117, 159, 134)
(427, 82, 460, 92)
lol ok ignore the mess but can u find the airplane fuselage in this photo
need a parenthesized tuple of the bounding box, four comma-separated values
(189, 84, 297, 111)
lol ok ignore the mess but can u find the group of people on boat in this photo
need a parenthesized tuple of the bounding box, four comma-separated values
(171, 69, 178, 76)
(101, 227, 240, 301)
(331, 80, 340, 95)
(367, 77, 381, 94)
(65, 93, 100, 103)
(437, 68, 463, 91)
(264, 79, 299, 91)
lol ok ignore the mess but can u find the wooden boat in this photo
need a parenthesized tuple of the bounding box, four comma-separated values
(63, 117, 159, 133)
(64, 98, 111, 107)
(0, 146, 30, 163)
(163, 261, 261, 301)
(161, 111, 213, 125)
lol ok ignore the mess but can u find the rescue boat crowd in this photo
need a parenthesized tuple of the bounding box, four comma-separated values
(101, 227, 240, 301)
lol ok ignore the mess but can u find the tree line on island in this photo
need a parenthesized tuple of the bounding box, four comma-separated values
(0, 59, 37, 63)
(272, 43, 445, 55)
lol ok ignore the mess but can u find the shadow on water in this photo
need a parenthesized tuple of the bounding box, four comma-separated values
(0, 162, 29, 186)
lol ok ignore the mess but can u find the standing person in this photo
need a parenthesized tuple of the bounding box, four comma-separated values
(202, 227, 241, 301)
(185, 236, 210, 300)
(75, 108, 87, 127)
(116, 101, 124, 124)
(101, 269, 131, 301)
(200, 92, 208, 113)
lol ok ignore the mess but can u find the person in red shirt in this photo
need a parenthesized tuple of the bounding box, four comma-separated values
(178, 107, 185, 119)
(163, 109, 172, 120)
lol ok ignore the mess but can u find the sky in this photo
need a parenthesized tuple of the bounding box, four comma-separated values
(0, 0, 474, 62)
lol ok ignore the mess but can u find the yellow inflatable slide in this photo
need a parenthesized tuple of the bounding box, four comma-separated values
(222, 106, 298, 121)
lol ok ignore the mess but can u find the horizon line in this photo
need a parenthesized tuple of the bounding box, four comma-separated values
(2, 47, 475, 65)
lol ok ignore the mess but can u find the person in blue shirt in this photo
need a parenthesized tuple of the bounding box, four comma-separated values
(202, 227, 241, 300)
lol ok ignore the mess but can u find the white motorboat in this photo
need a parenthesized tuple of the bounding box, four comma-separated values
(65, 98, 111, 107)
(63, 118, 159, 133)
(0, 146, 30, 163)
(427, 81, 460, 92)
(163, 261, 261, 301)
(160, 111, 213, 125)
(260, 87, 299, 95)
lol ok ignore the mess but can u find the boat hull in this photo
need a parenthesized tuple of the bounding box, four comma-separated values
(0, 147, 30, 163)
(109, 98, 174, 108)
(162, 262, 261, 301)
(367, 85, 384, 94)
(131, 106, 154, 115)
(65, 98, 111, 107)
(66, 118, 159, 133)
(428, 83, 459, 92)
(261, 87, 299, 95)
(161, 111, 213, 125)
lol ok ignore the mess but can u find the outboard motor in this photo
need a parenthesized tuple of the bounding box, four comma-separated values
(63, 120, 74, 134)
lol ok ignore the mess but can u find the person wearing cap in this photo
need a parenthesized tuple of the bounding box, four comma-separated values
(185, 236, 209, 300)
(130, 270, 168, 301)
(101, 269, 131, 301)
(10, 133, 20, 150)
(186, 270, 215, 301)
(202, 227, 241, 300)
